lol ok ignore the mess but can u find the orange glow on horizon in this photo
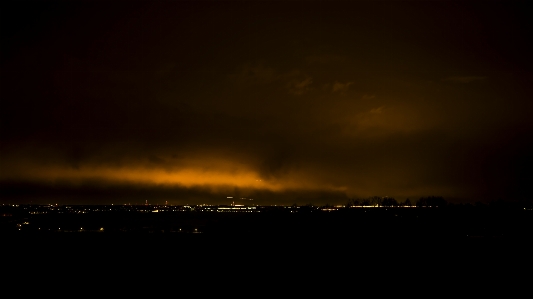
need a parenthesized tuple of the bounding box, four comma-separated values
(1, 162, 347, 193)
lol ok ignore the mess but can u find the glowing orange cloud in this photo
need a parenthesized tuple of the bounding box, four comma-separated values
(0, 159, 347, 193)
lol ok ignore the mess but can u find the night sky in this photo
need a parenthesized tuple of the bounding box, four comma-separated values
(1, 1, 532, 205)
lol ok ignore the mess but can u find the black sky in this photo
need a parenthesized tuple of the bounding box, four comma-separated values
(1, 0, 532, 205)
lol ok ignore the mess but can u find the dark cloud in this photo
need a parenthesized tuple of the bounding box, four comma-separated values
(332, 81, 354, 93)
(305, 54, 346, 65)
(442, 76, 486, 83)
(279, 70, 313, 96)
(1, 1, 532, 204)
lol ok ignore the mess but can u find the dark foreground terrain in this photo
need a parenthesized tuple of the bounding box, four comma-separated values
(3, 204, 531, 281)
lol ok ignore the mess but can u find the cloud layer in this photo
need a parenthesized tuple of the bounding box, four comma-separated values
(1, 1, 533, 204)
